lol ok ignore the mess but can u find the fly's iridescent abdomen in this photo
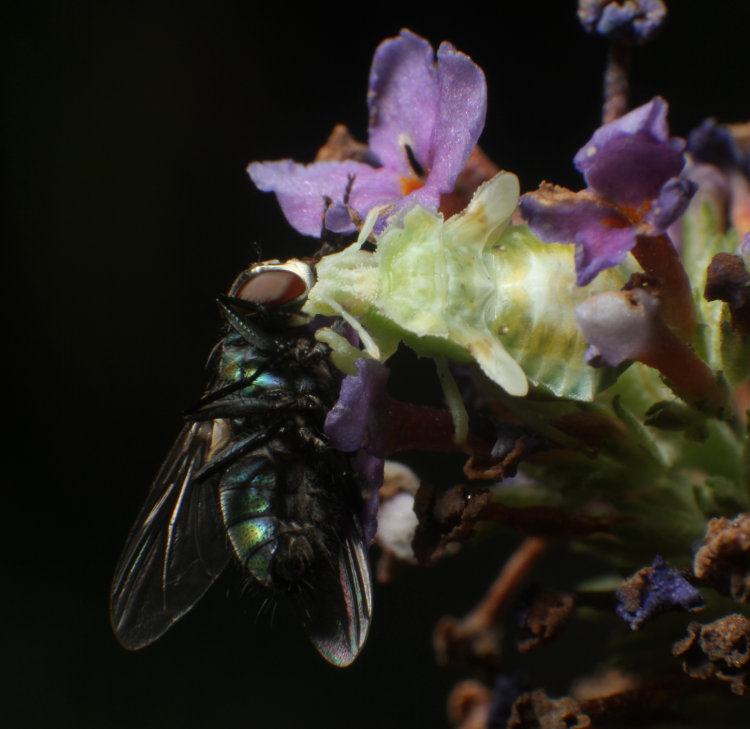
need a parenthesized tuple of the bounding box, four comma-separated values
(110, 259, 372, 667)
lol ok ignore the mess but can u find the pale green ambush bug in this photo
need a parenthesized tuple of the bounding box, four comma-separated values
(304, 172, 624, 437)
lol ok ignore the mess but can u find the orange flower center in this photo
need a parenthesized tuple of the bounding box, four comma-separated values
(400, 175, 424, 196)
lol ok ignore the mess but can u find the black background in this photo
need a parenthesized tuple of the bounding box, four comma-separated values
(4, 2, 749, 727)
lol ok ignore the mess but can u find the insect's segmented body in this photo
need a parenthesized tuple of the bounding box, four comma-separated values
(110, 260, 372, 667)
(306, 172, 626, 401)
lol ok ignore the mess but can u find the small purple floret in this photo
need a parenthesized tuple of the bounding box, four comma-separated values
(574, 98, 685, 207)
(521, 98, 694, 285)
(325, 358, 390, 543)
(325, 358, 389, 455)
(616, 555, 705, 631)
(578, 0, 667, 42)
(688, 118, 744, 172)
(248, 29, 487, 237)
(642, 177, 698, 234)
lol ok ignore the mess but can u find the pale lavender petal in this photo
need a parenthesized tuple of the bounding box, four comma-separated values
(742, 233, 750, 266)
(367, 29, 439, 175)
(324, 202, 356, 234)
(574, 98, 686, 207)
(519, 189, 635, 286)
(325, 358, 390, 456)
(575, 289, 661, 366)
(641, 177, 697, 233)
(419, 41, 487, 194)
(345, 166, 405, 218)
(248, 159, 373, 237)
(323, 166, 406, 233)
(574, 226, 636, 286)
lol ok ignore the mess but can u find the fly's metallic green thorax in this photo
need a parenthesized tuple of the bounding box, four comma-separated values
(110, 259, 373, 667)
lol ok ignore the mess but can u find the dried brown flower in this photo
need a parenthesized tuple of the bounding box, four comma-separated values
(446, 679, 492, 729)
(571, 668, 636, 701)
(693, 514, 750, 602)
(517, 589, 576, 653)
(314, 124, 371, 163)
(672, 613, 750, 695)
(464, 429, 545, 481)
(507, 690, 590, 729)
(412, 483, 491, 565)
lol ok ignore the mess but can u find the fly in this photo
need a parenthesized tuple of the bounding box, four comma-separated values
(110, 259, 373, 666)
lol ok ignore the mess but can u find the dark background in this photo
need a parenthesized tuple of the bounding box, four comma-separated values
(4, 2, 749, 727)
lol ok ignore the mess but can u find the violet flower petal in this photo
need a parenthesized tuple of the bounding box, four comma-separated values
(326, 358, 390, 545)
(249, 29, 487, 237)
(519, 187, 636, 286)
(248, 159, 374, 237)
(367, 29, 439, 176)
(641, 177, 697, 234)
(343, 166, 405, 223)
(616, 555, 705, 631)
(325, 358, 390, 457)
(323, 202, 358, 234)
(412, 40, 487, 203)
(574, 97, 686, 207)
(688, 118, 744, 171)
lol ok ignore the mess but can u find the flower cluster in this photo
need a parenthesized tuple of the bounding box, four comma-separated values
(249, 8, 750, 728)
(249, 29, 487, 236)
(519, 96, 696, 287)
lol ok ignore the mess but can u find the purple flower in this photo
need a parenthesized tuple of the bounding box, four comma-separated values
(325, 358, 390, 543)
(577, 0, 667, 42)
(616, 555, 705, 630)
(688, 118, 749, 175)
(520, 97, 695, 285)
(248, 29, 487, 237)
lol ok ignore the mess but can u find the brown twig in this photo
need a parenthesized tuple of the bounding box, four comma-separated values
(603, 35, 632, 124)
(433, 537, 548, 671)
(631, 234, 697, 341)
(480, 502, 618, 541)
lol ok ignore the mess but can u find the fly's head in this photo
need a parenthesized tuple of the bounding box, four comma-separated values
(228, 258, 316, 325)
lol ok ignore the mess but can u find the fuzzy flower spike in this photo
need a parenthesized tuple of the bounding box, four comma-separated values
(520, 97, 696, 286)
(248, 29, 487, 236)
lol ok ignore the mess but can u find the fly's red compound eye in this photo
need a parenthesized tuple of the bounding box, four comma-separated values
(236, 269, 307, 307)
(230, 259, 316, 308)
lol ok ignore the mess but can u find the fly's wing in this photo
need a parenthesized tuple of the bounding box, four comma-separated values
(110, 421, 231, 649)
(298, 516, 373, 667)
